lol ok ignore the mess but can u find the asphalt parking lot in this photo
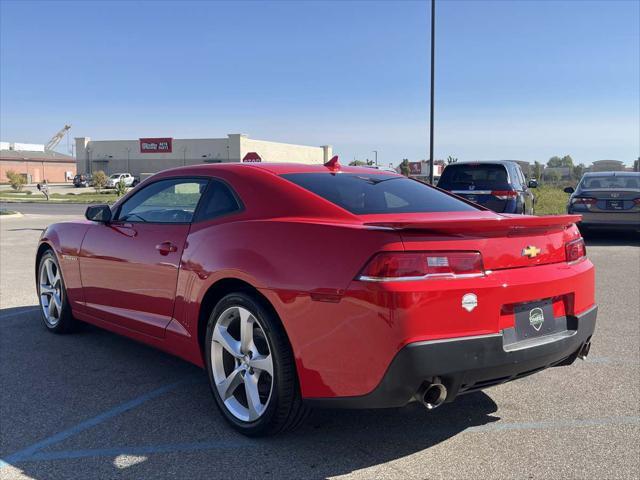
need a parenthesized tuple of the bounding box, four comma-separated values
(1, 206, 638, 480)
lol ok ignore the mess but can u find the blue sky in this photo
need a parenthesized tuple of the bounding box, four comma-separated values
(1, 0, 638, 166)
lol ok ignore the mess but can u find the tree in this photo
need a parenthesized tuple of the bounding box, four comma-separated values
(446, 156, 458, 165)
(561, 155, 574, 168)
(573, 163, 586, 181)
(93, 170, 108, 192)
(533, 161, 543, 180)
(5, 170, 26, 191)
(115, 179, 127, 197)
(399, 159, 410, 176)
(547, 156, 563, 168)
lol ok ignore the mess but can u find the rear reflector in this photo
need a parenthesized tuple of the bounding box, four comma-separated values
(565, 238, 586, 263)
(491, 190, 518, 200)
(358, 251, 484, 281)
(571, 197, 597, 206)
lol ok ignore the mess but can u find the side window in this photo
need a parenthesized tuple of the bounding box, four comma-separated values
(193, 179, 242, 222)
(117, 178, 208, 223)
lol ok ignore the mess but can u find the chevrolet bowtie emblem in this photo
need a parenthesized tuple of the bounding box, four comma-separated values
(522, 245, 541, 258)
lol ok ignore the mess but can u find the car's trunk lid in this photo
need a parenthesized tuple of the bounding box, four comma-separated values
(360, 211, 580, 270)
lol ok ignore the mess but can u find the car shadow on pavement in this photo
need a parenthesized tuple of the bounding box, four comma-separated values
(582, 229, 639, 247)
(1, 305, 500, 479)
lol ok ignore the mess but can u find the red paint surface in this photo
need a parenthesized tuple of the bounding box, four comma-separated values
(38, 163, 596, 399)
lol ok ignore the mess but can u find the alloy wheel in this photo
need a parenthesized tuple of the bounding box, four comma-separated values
(211, 306, 274, 422)
(39, 257, 63, 327)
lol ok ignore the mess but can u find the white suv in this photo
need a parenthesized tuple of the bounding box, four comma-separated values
(106, 173, 136, 188)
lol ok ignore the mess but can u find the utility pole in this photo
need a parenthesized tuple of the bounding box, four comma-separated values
(429, 0, 436, 185)
(373, 150, 378, 166)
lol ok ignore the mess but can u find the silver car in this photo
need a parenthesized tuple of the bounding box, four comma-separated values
(566, 171, 640, 232)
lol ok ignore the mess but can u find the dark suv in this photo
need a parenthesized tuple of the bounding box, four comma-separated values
(437, 161, 536, 214)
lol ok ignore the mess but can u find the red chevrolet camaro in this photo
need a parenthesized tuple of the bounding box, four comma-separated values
(36, 159, 597, 436)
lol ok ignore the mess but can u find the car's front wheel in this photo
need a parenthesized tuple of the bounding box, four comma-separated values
(205, 292, 309, 436)
(37, 250, 76, 333)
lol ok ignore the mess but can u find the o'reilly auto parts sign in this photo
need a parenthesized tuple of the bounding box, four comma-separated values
(139, 138, 173, 153)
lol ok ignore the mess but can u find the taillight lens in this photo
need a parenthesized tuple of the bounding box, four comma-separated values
(565, 238, 586, 263)
(358, 251, 484, 281)
(491, 190, 518, 200)
(633, 198, 640, 206)
(571, 197, 597, 206)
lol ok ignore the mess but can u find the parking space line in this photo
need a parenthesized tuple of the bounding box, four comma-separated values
(26, 440, 252, 462)
(0, 377, 199, 468)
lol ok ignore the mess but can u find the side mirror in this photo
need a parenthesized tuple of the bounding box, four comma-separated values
(85, 204, 112, 223)
(528, 180, 538, 188)
(563, 187, 575, 194)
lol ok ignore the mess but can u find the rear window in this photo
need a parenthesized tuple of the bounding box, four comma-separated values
(281, 173, 477, 214)
(580, 175, 639, 190)
(438, 164, 510, 190)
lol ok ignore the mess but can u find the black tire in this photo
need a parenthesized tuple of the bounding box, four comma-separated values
(205, 292, 310, 436)
(37, 250, 76, 333)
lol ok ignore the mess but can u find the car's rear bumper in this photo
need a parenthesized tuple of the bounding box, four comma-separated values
(573, 210, 640, 229)
(305, 305, 597, 409)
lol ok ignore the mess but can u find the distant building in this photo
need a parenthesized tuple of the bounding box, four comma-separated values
(75, 134, 332, 177)
(588, 160, 625, 172)
(405, 160, 444, 182)
(0, 142, 75, 183)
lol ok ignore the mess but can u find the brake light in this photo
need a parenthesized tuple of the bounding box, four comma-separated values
(491, 190, 518, 200)
(358, 251, 484, 281)
(633, 198, 640, 205)
(571, 197, 597, 206)
(565, 238, 586, 263)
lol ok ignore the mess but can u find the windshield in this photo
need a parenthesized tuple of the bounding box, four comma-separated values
(110, 174, 121, 179)
(580, 175, 639, 190)
(437, 164, 510, 190)
(281, 173, 478, 215)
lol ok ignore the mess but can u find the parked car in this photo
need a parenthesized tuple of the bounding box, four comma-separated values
(437, 161, 536, 214)
(106, 172, 137, 188)
(72, 174, 92, 188)
(566, 171, 640, 232)
(36, 160, 596, 436)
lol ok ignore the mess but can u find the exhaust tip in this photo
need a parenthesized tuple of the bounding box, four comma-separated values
(420, 383, 447, 410)
(578, 341, 591, 360)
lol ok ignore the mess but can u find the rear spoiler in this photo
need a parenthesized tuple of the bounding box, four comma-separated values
(363, 214, 582, 236)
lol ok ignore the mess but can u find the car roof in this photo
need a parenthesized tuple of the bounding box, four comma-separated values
(582, 171, 639, 177)
(445, 160, 517, 168)
(153, 162, 403, 177)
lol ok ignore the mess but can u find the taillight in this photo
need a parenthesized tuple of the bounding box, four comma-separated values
(571, 197, 597, 206)
(633, 198, 640, 206)
(565, 238, 586, 263)
(491, 190, 518, 200)
(358, 251, 484, 281)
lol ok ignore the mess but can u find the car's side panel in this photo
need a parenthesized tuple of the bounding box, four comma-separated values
(78, 222, 190, 338)
(176, 217, 403, 364)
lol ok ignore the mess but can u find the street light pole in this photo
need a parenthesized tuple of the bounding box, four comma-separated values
(429, 0, 436, 185)
(373, 150, 378, 166)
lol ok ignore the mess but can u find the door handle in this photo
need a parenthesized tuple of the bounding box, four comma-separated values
(156, 241, 178, 255)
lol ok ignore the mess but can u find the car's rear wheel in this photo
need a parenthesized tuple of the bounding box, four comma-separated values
(37, 250, 75, 333)
(205, 292, 309, 436)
